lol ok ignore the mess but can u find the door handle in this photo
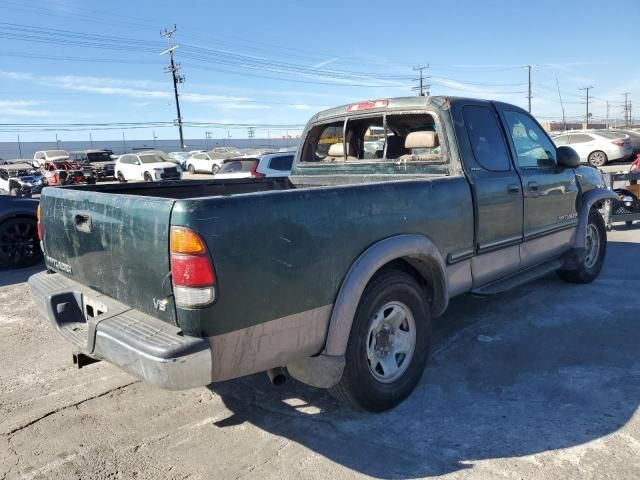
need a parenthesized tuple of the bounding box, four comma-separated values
(527, 181, 539, 191)
(507, 184, 520, 194)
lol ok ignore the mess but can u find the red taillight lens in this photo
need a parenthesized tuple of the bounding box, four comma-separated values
(251, 161, 265, 178)
(612, 140, 625, 147)
(169, 226, 216, 308)
(170, 254, 215, 287)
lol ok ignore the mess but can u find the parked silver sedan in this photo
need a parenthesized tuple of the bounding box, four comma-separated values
(551, 130, 633, 167)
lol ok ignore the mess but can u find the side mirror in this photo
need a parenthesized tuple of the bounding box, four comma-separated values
(557, 146, 580, 168)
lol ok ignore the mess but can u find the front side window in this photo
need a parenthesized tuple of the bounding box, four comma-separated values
(553, 135, 569, 146)
(462, 105, 511, 171)
(569, 134, 594, 144)
(503, 110, 556, 168)
(139, 154, 168, 164)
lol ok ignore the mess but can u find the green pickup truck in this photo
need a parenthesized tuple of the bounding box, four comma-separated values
(29, 96, 616, 411)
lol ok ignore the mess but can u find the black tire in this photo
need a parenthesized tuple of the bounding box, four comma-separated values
(557, 208, 607, 283)
(144, 172, 153, 182)
(117, 172, 127, 183)
(588, 150, 608, 167)
(0, 217, 42, 269)
(626, 221, 633, 226)
(188, 164, 195, 174)
(328, 269, 431, 412)
(9, 187, 18, 196)
(212, 164, 220, 175)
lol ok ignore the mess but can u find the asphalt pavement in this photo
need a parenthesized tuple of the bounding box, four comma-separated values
(0, 228, 639, 479)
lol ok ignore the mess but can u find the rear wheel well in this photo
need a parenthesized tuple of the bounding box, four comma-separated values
(370, 257, 437, 310)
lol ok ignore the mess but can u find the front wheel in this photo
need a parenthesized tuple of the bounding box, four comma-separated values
(557, 208, 607, 283)
(117, 172, 127, 183)
(143, 172, 153, 182)
(188, 164, 195, 174)
(212, 164, 220, 175)
(329, 269, 430, 412)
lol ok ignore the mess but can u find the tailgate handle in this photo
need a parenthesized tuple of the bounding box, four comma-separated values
(74, 213, 92, 233)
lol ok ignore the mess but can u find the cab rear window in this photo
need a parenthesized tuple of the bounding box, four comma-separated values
(219, 159, 258, 173)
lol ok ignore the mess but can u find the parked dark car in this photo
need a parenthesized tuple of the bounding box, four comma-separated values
(0, 161, 44, 196)
(70, 150, 116, 181)
(30, 96, 615, 412)
(0, 195, 42, 268)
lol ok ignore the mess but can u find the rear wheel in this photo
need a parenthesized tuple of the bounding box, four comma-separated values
(329, 269, 430, 412)
(0, 217, 42, 269)
(188, 164, 195, 174)
(144, 172, 153, 182)
(212, 164, 220, 175)
(117, 172, 127, 183)
(558, 208, 607, 283)
(9, 187, 18, 196)
(588, 150, 608, 167)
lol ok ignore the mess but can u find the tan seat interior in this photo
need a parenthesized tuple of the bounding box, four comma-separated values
(325, 142, 357, 161)
(399, 131, 441, 161)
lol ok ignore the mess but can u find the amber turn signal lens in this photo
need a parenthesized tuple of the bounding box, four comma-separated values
(170, 227, 206, 254)
(37, 204, 41, 221)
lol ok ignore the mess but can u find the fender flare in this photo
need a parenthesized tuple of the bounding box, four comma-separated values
(323, 234, 448, 357)
(572, 188, 617, 248)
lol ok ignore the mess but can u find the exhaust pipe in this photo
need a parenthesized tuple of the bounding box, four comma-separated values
(266, 367, 287, 386)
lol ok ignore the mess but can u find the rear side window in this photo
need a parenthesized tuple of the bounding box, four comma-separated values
(553, 135, 569, 145)
(570, 134, 594, 143)
(462, 105, 511, 171)
(268, 155, 293, 171)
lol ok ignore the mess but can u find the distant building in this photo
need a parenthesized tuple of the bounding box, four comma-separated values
(542, 121, 607, 132)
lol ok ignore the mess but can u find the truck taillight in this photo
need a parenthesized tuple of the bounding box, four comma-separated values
(37, 204, 42, 240)
(170, 227, 216, 308)
(347, 99, 389, 112)
(612, 140, 625, 147)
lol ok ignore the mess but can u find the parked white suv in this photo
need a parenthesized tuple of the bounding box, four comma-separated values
(186, 150, 229, 175)
(32, 150, 69, 168)
(552, 130, 633, 167)
(115, 151, 182, 182)
(215, 151, 295, 179)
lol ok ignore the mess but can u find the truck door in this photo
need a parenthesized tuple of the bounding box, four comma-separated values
(496, 106, 579, 268)
(452, 102, 524, 286)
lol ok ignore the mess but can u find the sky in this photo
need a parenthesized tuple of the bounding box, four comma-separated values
(0, 0, 639, 142)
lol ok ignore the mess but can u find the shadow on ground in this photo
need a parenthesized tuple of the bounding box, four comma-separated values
(208, 240, 640, 478)
(0, 262, 43, 288)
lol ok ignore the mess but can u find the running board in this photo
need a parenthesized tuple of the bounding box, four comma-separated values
(471, 258, 564, 296)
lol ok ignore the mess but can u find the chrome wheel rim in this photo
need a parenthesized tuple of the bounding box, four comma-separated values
(366, 301, 416, 383)
(584, 223, 600, 269)
(590, 152, 606, 166)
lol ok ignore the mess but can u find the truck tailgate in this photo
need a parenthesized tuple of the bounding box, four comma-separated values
(40, 187, 177, 324)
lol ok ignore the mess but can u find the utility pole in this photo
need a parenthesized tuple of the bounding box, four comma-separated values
(623, 92, 630, 127)
(161, 26, 185, 150)
(153, 130, 158, 148)
(205, 131, 212, 150)
(412, 65, 430, 96)
(556, 77, 566, 130)
(606, 101, 610, 129)
(122, 131, 126, 154)
(579, 86, 593, 128)
(526, 65, 533, 113)
(17, 134, 22, 158)
(55, 133, 60, 149)
(89, 131, 94, 148)
(248, 126, 255, 145)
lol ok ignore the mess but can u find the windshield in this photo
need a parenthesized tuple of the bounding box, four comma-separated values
(219, 159, 257, 173)
(46, 150, 68, 157)
(139, 153, 169, 164)
(87, 152, 113, 162)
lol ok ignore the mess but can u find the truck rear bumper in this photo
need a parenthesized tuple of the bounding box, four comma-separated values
(28, 271, 212, 390)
